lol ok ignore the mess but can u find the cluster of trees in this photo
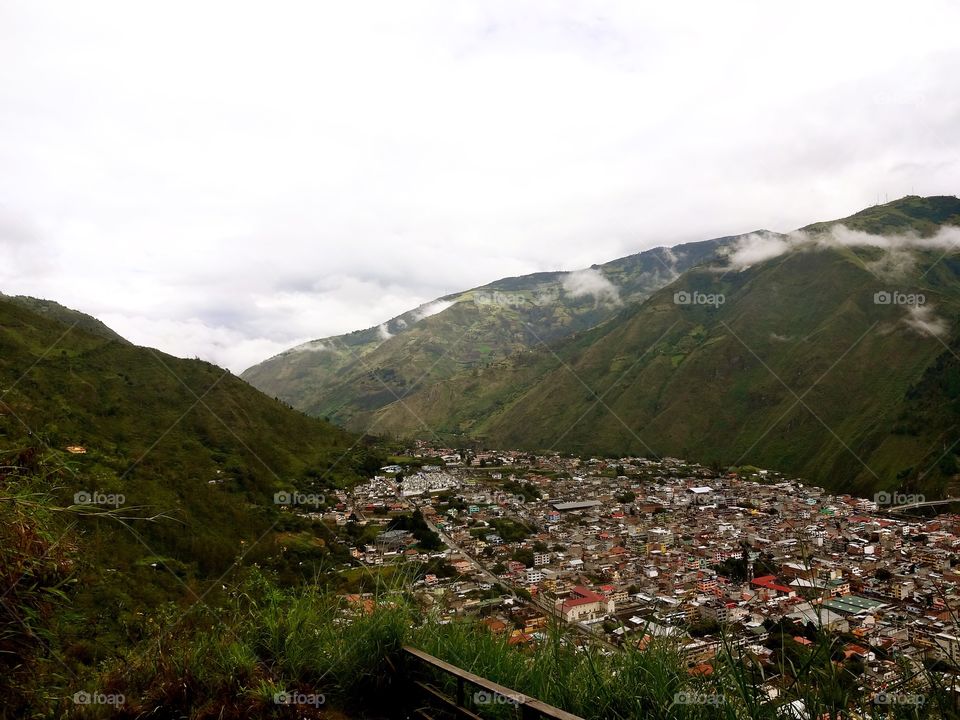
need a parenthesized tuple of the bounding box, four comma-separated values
(500, 478, 541, 502)
(712, 554, 778, 583)
(488, 518, 533, 543)
(388, 509, 444, 551)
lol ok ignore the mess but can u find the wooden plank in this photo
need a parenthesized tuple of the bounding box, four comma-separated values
(413, 680, 485, 719)
(403, 646, 585, 720)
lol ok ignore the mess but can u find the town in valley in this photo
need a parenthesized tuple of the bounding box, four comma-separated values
(280, 442, 960, 706)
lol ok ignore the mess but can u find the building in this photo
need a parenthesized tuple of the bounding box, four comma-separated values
(647, 527, 674, 546)
(751, 575, 796, 599)
(688, 487, 714, 505)
(558, 586, 613, 622)
(552, 500, 602, 512)
(699, 601, 730, 624)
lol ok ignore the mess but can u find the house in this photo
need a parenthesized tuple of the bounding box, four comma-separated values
(751, 575, 795, 599)
(688, 487, 714, 505)
(508, 630, 533, 646)
(483, 618, 507, 635)
(558, 586, 613, 622)
(598, 584, 628, 606)
(699, 601, 731, 624)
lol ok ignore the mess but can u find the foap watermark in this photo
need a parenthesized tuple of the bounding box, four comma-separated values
(872, 91, 928, 108)
(873, 290, 925, 306)
(473, 690, 522, 706)
(273, 490, 325, 508)
(480, 490, 526, 505)
(274, 690, 326, 707)
(875, 491, 925, 508)
(671, 691, 722, 707)
(73, 490, 125, 507)
(73, 690, 125, 707)
(673, 290, 724, 308)
(472, 290, 534, 309)
(874, 692, 925, 706)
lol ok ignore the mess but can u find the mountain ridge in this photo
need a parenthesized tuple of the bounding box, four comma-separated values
(241, 231, 774, 425)
(369, 196, 960, 496)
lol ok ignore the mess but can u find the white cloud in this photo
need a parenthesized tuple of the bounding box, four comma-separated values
(412, 300, 456, 322)
(0, 1, 958, 371)
(290, 339, 333, 354)
(903, 304, 950, 338)
(98, 313, 298, 373)
(722, 225, 960, 273)
(722, 232, 793, 270)
(562, 268, 621, 305)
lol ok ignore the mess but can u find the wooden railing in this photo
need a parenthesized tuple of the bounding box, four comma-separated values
(400, 646, 585, 720)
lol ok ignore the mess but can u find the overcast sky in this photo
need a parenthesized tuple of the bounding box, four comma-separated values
(2, 1, 959, 372)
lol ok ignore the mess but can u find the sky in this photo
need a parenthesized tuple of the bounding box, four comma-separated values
(1, 1, 959, 373)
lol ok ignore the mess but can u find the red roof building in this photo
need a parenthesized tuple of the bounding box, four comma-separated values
(751, 575, 795, 596)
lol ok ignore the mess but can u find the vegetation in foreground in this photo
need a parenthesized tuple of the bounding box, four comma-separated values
(4, 464, 960, 720)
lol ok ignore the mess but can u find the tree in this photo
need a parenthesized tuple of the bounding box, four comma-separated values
(388, 509, 443, 551)
(512, 549, 535, 568)
(689, 618, 720, 637)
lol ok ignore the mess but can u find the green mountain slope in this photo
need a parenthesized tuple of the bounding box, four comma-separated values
(241, 235, 756, 429)
(372, 196, 960, 497)
(0, 294, 379, 584)
(0, 293, 130, 343)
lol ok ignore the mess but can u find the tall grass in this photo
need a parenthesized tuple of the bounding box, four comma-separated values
(81, 570, 960, 720)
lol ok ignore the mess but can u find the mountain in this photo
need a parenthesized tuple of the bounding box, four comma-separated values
(241, 234, 766, 428)
(0, 292, 131, 343)
(0, 294, 379, 585)
(370, 196, 960, 497)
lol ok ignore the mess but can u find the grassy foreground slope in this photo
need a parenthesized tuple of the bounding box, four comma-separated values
(5, 507, 950, 720)
(241, 235, 748, 429)
(374, 196, 960, 497)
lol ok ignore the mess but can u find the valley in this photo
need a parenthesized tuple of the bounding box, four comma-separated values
(7, 5, 960, 717)
(4, 198, 960, 719)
